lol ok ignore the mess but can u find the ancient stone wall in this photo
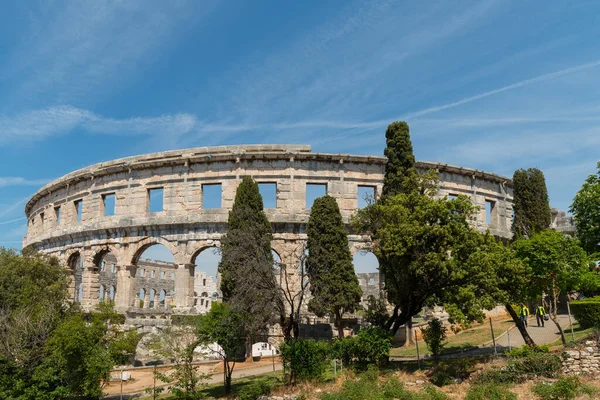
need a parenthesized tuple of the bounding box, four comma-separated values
(563, 340, 600, 375)
(23, 145, 514, 314)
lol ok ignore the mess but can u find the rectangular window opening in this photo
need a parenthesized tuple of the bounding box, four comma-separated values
(160, 271, 165, 280)
(148, 188, 164, 213)
(357, 186, 376, 209)
(448, 194, 458, 200)
(171, 272, 175, 281)
(151, 270, 155, 279)
(74, 200, 83, 222)
(306, 183, 327, 209)
(202, 183, 222, 209)
(485, 200, 495, 225)
(55, 206, 61, 226)
(103, 193, 116, 216)
(40, 212, 44, 227)
(258, 183, 277, 209)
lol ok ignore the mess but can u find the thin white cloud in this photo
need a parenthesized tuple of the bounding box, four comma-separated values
(0, 177, 50, 188)
(0, 217, 26, 226)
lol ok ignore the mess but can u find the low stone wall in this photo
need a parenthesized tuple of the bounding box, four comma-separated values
(562, 341, 600, 375)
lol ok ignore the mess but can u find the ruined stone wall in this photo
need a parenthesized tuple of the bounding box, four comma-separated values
(23, 145, 514, 313)
(563, 340, 600, 375)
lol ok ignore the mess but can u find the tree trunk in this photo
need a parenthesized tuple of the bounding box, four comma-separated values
(552, 280, 567, 346)
(336, 310, 344, 339)
(505, 303, 536, 348)
(402, 317, 414, 347)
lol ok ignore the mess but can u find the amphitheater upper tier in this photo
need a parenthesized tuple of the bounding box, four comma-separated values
(23, 144, 513, 312)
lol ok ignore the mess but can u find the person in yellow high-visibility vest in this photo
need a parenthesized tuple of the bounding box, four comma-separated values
(519, 304, 530, 327)
(535, 304, 547, 327)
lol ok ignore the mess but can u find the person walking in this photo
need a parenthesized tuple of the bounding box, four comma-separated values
(519, 304, 530, 328)
(535, 304, 547, 327)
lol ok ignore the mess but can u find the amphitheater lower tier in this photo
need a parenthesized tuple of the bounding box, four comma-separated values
(23, 144, 514, 314)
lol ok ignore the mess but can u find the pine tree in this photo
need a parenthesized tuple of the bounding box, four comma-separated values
(218, 176, 278, 335)
(512, 168, 551, 238)
(306, 195, 362, 339)
(382, 121, 417, 197)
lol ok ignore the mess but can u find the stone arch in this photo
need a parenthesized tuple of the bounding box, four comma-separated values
(130, 237, 179, 265)
(149, 288, 156, 308)
(99, 284, 106, 302)
(191, 245, 221, 312)
(66, 252, 84, 302)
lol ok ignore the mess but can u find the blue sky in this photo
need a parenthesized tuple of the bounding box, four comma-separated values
(1, 1, 600, 262)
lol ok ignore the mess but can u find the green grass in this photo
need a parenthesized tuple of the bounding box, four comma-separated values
(549, 321, 597, 347)
(390, 319, 514, 357)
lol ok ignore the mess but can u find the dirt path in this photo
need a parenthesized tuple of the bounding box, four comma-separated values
(103, 358, 282, 398)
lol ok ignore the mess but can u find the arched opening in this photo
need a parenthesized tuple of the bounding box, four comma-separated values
(352, 250, 381, 309)
(149, 288, 156, 308)
(95, 250, 118, 305)
(68, 253, 84, 302)
(99, 285, 105, 302)
(134, 243, 176, 310)
(272, 249, 282, 286)
(192, 247, 221, 312)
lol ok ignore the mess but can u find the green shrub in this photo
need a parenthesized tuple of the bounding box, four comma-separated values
(570, 296, 600, 329)
(466, 384, 517, 400)
(238, 381, 272, 400)
(533, 377, 597, 400)
(475, 353, 561, 384)
(507, 344, 549, 358)
(422, 318, 447, 359)
(428, 360, 473, 386)
(332, 327, 392, 370)
(280, 339, 330, 383)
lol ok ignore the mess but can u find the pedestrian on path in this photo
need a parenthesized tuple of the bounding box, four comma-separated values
(519, 304, 530, 328)
(535, 304, 547, 327)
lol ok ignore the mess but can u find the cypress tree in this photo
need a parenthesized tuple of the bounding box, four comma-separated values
(512, 168, 551, 238)
(218, 176, 278, 333)
(306, 195, 362, 339)
(382, 121, 417, 197)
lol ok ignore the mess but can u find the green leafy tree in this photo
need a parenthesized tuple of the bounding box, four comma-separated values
(218, 177, 280, 344)
(354, 175, 484, 335)
(363, 295, 389, 328)
(382, 121, 417, 197)
(421, 318, 447, 360)
(570, 161, 600, 254)
(514, 230, 590, 345)
(196, 302, 246, 395)
(148, 326, 208, 399)
(306, 195, 362, 339)
(512, 168, 551, 238)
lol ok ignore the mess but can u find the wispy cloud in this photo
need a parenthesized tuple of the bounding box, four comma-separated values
(1, 1, 217, 107)
(0, 217, 26, 226)
(0, 177, 49, 188)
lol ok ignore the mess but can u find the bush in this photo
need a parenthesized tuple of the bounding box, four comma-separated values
(428, 359, 473, 386)
(570, 296, 600, 329)
(332, 327, 392, 370)
(280, 339, 330, 383)
(533, 377, 597, 400)
(238, 381, 272, 400)
(507, 344, 549, 358)
(422, 318, 447, 359)
(466, 384, 517, 400)
(475, 353, 562, 384)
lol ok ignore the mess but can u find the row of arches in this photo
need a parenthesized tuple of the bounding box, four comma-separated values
(64, 240, 380, 311)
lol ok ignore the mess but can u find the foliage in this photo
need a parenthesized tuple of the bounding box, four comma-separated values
(148, 326, 208, 399)
(533, 377, 597, 400)
(569, 296, 600, 329)
(421, 318, 447, 360)
(331, 327, 392, 369)
(280, 339, 331, 383)
(218, 176, 279, 335)
(319, 371, 450, 400)
(363, 295, 389, 328)
(570, 161, 600, 254)
(195, 302, 246, 394)
(237, 381, 273, 400)
(427, 359, 473, 387)
(512, 168, 551, 238)
(466, 384, 517, 400)
(382, 121, 418, 197)
(475, 352, 561, 384)
(507, 344, 549, 358)
(354, 174, 491, 334)
(307, 195, 362, 338)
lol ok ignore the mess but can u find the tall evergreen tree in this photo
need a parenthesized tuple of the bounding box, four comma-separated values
(382, 121, 417, 197)
(306, 195, 362, 339)
(512, 168, 551, 238)
(218, 177, 279, 336)
(570, 161, 600, 255)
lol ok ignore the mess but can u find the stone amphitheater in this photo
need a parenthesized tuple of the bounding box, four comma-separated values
(24, 144, 519, 322)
